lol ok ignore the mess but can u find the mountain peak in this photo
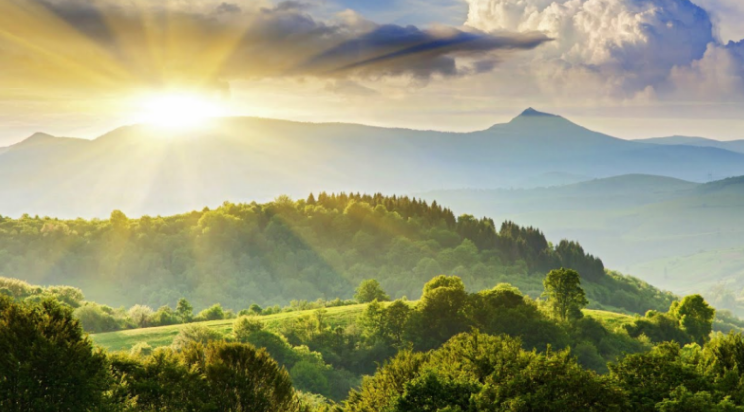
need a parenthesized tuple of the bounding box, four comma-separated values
(518, 107, 560, 118)
(15, 132, 57, 146)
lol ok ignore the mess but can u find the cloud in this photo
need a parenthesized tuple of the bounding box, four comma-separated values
(0, 0, 549, 99)
(324, 80, 379, 96)
(691, 0, 744, 42)
(668, 40, 744, 100)
(299, 24, 549, 80)
(463, 0, 742, 102)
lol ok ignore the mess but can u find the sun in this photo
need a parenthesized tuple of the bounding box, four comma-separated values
(138, 92, 226, 130)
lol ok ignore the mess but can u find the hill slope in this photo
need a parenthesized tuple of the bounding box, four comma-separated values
(2, 109, 744, 217)
(90, 305, 631, 352)
(638, 135, 744, 154)
(421, 174, 744, 295)
(0, 193, 673, 314)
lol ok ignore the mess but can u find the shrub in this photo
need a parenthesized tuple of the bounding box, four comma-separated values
(128, 305, 154, 328)
(195, 304, 225, 321)
(233, 316, 264, 342)
(130, 342, 154, 357)
(172, 324, 224, 350)
(74, 303, 121, 333)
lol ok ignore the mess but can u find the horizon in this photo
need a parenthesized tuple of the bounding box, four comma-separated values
(3, 107, 743, 147)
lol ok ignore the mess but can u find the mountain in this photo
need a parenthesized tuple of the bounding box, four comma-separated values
(2, 109, 744, 217)
(637, 135, 744, 154)
(420, 173, 744, 298)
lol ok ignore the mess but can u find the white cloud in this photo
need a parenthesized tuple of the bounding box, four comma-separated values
(668, 41, 744, 101)
(691, 0, 744, 42)
(463, 0, 732, 101)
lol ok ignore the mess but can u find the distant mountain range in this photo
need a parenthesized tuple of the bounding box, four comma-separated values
(637, 136, 744, 154)
(2, 108, 744, 218)
(421, 174, 744, 296)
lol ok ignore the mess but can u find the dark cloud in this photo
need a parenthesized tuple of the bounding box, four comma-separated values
(216, 3, 242, 14)
(267, 1, 312, 12)
(0, 0, 550, 95)
(301, 25, 548, 79)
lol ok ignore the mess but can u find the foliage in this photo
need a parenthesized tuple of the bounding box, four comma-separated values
(74, 302, 127, 333)
(176, 297, 194, 323)
(234, 315, 265, 342)
(624, 296, 716, 346)
(543, 268, 588, 322)
(0, 195, 671, 316)
(109, 341, 306, 412)
(354, 279, 390, 303)
(128, 304, 154, 328)
(195, 303, 226, 321)
(0, 277, 736, 411)
(172, 323, 224, 350)
(346, 332, 628, 412)
(670, 294, 716, 345)
(0, 296, 109, 411)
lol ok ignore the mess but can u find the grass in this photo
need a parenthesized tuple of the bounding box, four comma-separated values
(92, 303, 368, 352)
(92, 303, 638, 353)
(584, 309, 635, 331)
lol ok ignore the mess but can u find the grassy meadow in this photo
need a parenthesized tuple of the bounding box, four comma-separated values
(91, 304, 635, 352)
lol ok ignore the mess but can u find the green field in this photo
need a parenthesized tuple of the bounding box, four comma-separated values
(92, 303, 369, 352)
(91, 304, 634, 352)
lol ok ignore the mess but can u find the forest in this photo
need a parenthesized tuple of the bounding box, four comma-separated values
(0, 193, 673, 314)
(3, 267, 744, 411)
(2, 194, 742, 411)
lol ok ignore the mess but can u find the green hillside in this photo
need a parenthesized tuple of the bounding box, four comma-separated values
(92, 303, 371, 352)
(0, 193, 673, 315)
(91, 304, 634, 353)
(421, 174, 744, 299)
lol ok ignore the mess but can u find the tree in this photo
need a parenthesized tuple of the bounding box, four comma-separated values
(196, 303, 225, 321)
(177, 297, 194, 323)
(656, 386, 744, 412)
(413, 276, 469, 349)
(249, 303, 263, 315)
(670, 294, 716, 345)
(128, 304, 154, 328)
(234, 316, 265, 342)
(0, 297, 109, 411)
(609, 342, 709, 412)
(184, 341, 304, 412)
(542, 268, 588, 322)
(354, 279, 390, 303)
(172, 324, 224, 350)
(110, 209, 130, 232)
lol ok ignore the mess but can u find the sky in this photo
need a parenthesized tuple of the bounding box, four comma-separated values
(1, 0, 743, 145)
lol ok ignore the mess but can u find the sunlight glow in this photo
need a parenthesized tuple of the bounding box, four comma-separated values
(138, 93, 226, 130)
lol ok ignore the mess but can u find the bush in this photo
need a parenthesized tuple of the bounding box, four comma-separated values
(172, 324, 224, 350)
(74, 303, 122, 333)
(233, 316, 264, 342)
(130, 342, 154, 357)
(290, 360, 330, 396)
(0, 297, 109, 410)
(195, 303, 225, 321)
(149, 306, 179, 327)
(128, 304, 154, 328)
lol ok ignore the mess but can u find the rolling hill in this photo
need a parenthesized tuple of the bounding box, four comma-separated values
(421, 174, 744, 297)
(90, 305, 631, 353)
(638, 135, 744, 154)
(2, 108, 744, 218)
